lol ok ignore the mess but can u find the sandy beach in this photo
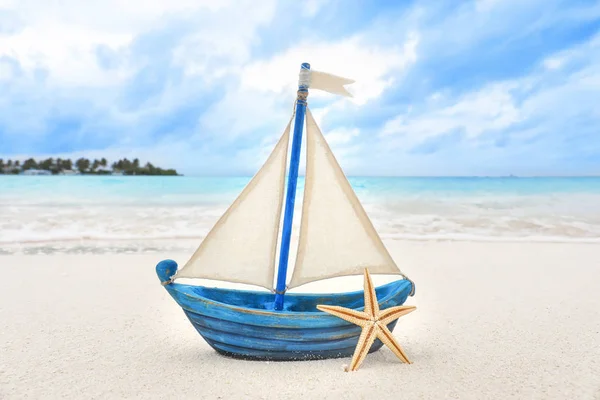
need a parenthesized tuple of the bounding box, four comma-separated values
(2, 0, 599, 397)
(1, 241, 599, 399)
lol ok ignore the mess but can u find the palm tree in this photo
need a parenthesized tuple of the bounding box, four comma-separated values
(23, 158, 37, 170)
(75, 158, 90, 173)
(39, 158, 53, 170)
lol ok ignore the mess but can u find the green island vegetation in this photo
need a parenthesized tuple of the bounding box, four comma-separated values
(0, 157, 180, 176)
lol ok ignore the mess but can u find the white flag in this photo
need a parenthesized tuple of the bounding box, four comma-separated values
(308, 70, 355, 98)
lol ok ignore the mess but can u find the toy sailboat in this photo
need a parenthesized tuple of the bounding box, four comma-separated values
(156, 63, 415, 361)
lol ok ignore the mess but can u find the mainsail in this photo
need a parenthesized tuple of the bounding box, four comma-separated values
(173, 117, 293, 289)
(287, 109, 406, 289)
(172, 67, 408, 292)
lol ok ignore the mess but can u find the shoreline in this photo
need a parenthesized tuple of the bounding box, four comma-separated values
(0, 234, 600, 257)
(4, 176, 600, 248)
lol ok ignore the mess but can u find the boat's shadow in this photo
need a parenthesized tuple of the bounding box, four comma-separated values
(162, 341, 428, 372)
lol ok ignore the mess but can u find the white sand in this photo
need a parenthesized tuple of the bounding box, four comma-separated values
(1, 241, 600, 399)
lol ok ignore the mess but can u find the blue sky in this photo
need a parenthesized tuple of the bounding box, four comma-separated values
(1, 0, 599, 176)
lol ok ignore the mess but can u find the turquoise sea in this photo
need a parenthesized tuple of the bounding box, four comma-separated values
(1, 175, 600, 254)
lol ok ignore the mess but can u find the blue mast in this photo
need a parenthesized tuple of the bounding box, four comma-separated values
(274, 63, 310, 311)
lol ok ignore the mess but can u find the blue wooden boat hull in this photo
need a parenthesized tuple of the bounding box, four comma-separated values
(156, 259, 414, 361)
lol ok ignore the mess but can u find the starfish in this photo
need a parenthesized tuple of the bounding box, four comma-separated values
(317, 268, 416, 372)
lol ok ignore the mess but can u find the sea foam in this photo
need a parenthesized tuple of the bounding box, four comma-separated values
(1, 176, 599, 254)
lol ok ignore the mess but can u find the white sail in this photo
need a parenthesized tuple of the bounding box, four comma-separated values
(173, 117, 293, 290)
(287, 109, 406, 289)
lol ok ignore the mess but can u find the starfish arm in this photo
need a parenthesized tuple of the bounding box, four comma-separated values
(376, 324, 412, 364)
(348, 324, 379, 372)
(363, 269, 380, 317)
(316, 305, 371, 327)
(378, 305, 417, 326)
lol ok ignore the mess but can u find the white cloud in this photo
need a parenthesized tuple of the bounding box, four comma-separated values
(195, 30, 419, 147)
(543, 57, 565, 70)
(325, 127, 360, 146)
(428, 92, 442, 102)
(4, 0, 226, 34)
(0, 25, 132, 87)
(240, 33, 419, 105)
(0, 0, 274, 87)
(0, 0, 281, 153)
(303, 0, 331, 17)
(374, 31, 600, 176)
(171, 0, 277, 80)
(309, 105, 332, 127)
(382, 82, 521, 143)
(0, 58, 16, 81)
(197, 89, 290, 142)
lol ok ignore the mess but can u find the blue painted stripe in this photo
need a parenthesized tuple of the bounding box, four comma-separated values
(186, 313, 398, 352)
(185, 311, 364, 341)
(166, 279, 412, 328)
(193, 323, 365, 351)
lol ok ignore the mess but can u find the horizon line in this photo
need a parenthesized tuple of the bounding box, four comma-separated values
(2, 173, 600, 178)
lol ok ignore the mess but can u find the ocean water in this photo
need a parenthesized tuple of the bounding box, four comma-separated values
(1, 175, 600, 255)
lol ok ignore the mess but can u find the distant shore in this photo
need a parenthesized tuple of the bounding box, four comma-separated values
(0, 157, 180, 176)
